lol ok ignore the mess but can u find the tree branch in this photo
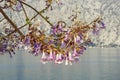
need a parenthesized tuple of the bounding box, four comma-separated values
(0, 7, 24, 38)
(20, 1, 53, 27)
(7, 3, 51, 37)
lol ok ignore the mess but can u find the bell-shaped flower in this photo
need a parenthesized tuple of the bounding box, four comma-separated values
(64, 34, 68, 41)
(68, 52, 74, 62)
(100, 21, 105, 29)
(24, 46, 28, 50)
(61, 40, 66, 48)
(41, 51, 48, 64)
(65, 57, 69, 65)
(72, 48, 79, 58)
(92, 27, 100, 35)
(76, 35, 81, 43)
(48, 49, 54, 61)
(55, 54, 63, 64)
(78, 46, 86, 54)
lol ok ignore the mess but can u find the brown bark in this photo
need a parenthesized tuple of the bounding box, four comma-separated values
(0, 7, 24, 38)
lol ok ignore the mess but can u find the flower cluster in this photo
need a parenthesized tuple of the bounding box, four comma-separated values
(92, 20, 105, 35)
(11, 18, 105, 65)
(0, 28, 19, 58)
(0, 0, 106, 65)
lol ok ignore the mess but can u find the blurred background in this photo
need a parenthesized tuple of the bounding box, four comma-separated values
(0, 0, 120, 80)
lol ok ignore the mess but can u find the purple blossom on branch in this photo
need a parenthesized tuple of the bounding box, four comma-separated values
(15, 2, 22, 11)
(100, 21, 106, 29)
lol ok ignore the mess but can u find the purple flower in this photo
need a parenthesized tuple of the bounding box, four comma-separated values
(72, 48, 79, 58)
(68, 52, 74, 61)
(53, 28, 57, 34)
(76, 35, 81, 43)
(92, 28, 100, 35)
(49, 40, 54, 44)
(55, 54, 63, 64)
(41, 51, 48, 64)
(78, 48, 84, 54)
(0, 47, 6, 53)
(50, 27, 57, 35)
(58, 25, 62, 30)
(64, 34, 68, 41)
(78, 33, 82, 40)
(100, 21, 105, 29)
(48, 50, 54, 61)
(34, 42, 38, 48)
(74, 34, 82, 43)
(33, 47, 40, 56)
(66, 29, 70, 34)
(0, 43, 7, 53)
(65, 57, 69, 65)
(65, 56, 72, 65)
(60, 40, 66, 48)
(24, 36, 30, 45)
(51, 23, 65, 36)
(16, 2, 22, 11)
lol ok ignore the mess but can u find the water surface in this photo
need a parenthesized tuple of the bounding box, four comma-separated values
(0, 48, 120, 80)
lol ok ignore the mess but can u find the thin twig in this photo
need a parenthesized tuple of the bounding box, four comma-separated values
(19, 0, 28, 19)
(20, 1, 53, 27)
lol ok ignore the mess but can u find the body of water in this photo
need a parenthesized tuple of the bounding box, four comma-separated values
(0, 48, 120, 80)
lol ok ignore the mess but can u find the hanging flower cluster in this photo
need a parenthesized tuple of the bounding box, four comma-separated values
(0, 0, 106, 65)
(0, 19, 105, 65)
(11, 18, 105, 65)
